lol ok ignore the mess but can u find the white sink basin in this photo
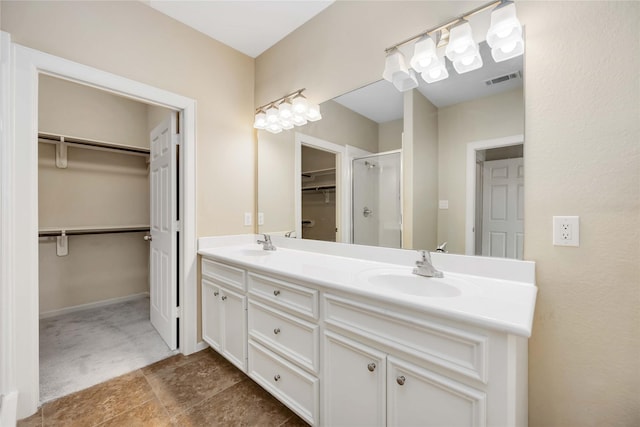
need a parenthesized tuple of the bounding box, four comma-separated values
(235, 248, 274, 257)
(357, 268, 478, 298)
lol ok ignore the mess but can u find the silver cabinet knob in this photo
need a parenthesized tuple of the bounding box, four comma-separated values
(273, 290, 280, 296)
(143, 235, 152, 241)
(396, 375, 406, 386)
(367, 363, 376, 372)
(274, 374, 281, 381)
(221, 295, 227, 301)
(213, 291, 219, 297)
(273, 328, 281, 335)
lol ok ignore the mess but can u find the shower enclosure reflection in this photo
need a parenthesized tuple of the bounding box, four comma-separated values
(352, 151, 402, 248)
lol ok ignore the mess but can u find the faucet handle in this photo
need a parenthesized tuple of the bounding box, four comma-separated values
(263, 233, 271, 242)
(417, 249, 430, 262)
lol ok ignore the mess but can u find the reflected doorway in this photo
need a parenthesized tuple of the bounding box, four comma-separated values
(301, 145, 337, 242)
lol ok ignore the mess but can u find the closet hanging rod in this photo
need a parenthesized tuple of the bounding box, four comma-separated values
(38, 225, 151, 237)
(38, 132, 150, 156)
(301, 185, 336, 192)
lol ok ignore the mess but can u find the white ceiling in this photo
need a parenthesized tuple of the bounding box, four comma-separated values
(146, 0, 334, 58)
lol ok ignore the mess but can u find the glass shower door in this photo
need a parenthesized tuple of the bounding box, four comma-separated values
(352, 151, 402, 248)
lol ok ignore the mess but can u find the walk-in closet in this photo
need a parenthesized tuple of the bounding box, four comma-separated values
(37, 75, 176, 403)
(301, 145, 336, 242)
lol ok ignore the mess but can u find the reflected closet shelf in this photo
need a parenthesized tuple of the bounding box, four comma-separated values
(39, 225, 151, 237)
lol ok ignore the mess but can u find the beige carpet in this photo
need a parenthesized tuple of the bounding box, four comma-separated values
(39, 296, 178, 403)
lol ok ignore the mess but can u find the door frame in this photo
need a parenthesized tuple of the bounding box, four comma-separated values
(294, 133, 348, 243)
(0, 33, 198, 418)
(465, 134, 524, 255)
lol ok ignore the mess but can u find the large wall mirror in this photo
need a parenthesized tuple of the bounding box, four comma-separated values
(258, 40, 524, 258)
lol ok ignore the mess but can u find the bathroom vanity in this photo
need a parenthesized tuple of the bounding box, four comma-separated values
(198, 235, 536, 427)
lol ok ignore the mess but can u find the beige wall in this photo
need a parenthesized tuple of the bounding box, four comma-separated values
(256, 1, 640, 425)
(378, 119, 403, 152)
(403, 89, 438, 250)
(38, 76, 151, 313)
(2, 0, 255, 238)
(437, 88, 524, 254)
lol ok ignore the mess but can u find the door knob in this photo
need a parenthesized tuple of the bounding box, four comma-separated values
(396, 375, 406, 386)
(143, 235, 152, 241)
(367, 363, 376, 372)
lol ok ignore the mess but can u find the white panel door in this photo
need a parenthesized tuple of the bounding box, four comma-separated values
(202, 279, 222, 352)
(481, 158, 524, 259)
(220, 286, 247, 371)
(149, 114, 178, 349)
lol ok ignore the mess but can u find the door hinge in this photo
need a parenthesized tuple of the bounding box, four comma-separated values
(174, 221, 182, 232)
(172, 134, 181, 146)
(173, 306, 182, 319)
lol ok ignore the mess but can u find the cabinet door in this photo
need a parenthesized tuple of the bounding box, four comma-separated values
(221, 286, 247, 371)
(387, 356, 487, 427)
(202, 279, 222, 351)
(323, 331, 386, 427)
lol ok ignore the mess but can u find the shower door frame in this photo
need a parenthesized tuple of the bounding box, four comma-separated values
(351, 149, 403, 248)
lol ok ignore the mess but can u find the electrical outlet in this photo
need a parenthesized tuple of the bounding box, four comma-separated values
(258, 212, 264, 226)
(553, 216, 579, 247)
(243, 212, 252, 226)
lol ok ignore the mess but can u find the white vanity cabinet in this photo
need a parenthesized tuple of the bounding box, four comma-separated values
(199, 251, 531, 427)
(201, 258, 247, 371)
(246, 272, 320, 425)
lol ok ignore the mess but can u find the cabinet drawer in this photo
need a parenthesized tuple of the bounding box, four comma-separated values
(248, 340, 319, 425)
(202, 258, 246, 291)
(248, 300, 319, 374)
(324, 294, 489, 383)
(248, 273, 318, 319)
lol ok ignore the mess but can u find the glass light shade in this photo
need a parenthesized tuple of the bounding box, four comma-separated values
(280, 119, 294, 130)
(266, 105, 279, 124)
(382, 49, 410, 83)
(410, 36, 438, 73)
(292, 94, 309, 115)
(486, 3, 522, 48)
(445, 22, 478, 62)
(491, 38, 524, 62)
(291, 114, 308, 126)
(265, 122, 282, 134)
(393, 68, 419, 92)
(452, 52, 483, 74)
(253, 111, 267, 129)
(421, 59, 449, 83)
(278, 100, 293, 120)
(305, 104, 322, 122)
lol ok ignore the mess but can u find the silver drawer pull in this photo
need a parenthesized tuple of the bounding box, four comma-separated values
(274, 374, 281, 381)
(221, 295, 227, 301)
(396, 375, 406, 386)
(213, 291, 219, 297)
(367, 363, 376, 372)
(273, 290, 280, 296)
(273, 328, 281, 335)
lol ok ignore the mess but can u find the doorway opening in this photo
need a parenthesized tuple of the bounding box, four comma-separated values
(465, 135, 525, 258)
(37, 75, 179, 403)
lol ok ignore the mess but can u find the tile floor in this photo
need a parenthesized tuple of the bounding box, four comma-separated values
(18, 348, 309, 427)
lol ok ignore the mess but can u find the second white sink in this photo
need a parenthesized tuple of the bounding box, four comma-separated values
(357, 268, 479, 298)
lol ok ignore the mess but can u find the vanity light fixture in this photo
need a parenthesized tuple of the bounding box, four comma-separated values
(254, 89, 322, 133)
(486, 2, 524, 62)
(382, 48, 419, 92)
(382, 0, 523, 89)
(445, 22, 483, 74)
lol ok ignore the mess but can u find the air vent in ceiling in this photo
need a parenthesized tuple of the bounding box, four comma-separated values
(484, 71, 522, 86)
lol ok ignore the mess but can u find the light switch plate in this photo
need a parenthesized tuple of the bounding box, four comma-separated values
(258, 212, 264, 226)
(439, 200, 449, 209)
(244, 212, 252, 226)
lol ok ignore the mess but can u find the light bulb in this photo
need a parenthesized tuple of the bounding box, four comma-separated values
(429, 68, 442, 79)
(253, 111, 267, 129)
(500, 41, 517, 53)
(497, 28, 513, 39)
(266, 105, 279, 124)
(280, 120, 294, 130)
(461, 56, 474, 66)
(305, 104, 322, 122)
(292, 114, 307, 126)
(266, 122, 282, 134)
(292, 94, 309, 115)
(278, 100, 293, 120)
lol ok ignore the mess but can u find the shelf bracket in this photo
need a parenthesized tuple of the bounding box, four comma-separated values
(56, 137, 68, 169)
(56, 231, 68, 257)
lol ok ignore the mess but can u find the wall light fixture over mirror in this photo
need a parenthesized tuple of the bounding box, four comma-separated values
(257, 9, 524, 259)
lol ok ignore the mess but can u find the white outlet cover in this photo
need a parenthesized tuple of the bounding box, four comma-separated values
(553, 216, 579, 247)
(244, 212, 252, 226)
(258, 212, 265, 225)
(439, 200, 449, 209)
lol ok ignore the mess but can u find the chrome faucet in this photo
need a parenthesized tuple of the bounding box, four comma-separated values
(413, 250, 443, 278)
(257, 234, 276, 251)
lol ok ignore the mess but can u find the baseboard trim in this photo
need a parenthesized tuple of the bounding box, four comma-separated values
(39, 292, 150, 319)
(192, 340, 210, 354)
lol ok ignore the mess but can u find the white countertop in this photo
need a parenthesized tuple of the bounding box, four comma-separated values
(198, 235, 537, 337)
